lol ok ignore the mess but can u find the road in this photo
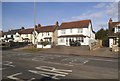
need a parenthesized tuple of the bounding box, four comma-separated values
(1, 50, 119, 81)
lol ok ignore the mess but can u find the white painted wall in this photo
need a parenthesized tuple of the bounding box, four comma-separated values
(14, 33, 22, 42)
(58, 28, 84, 37)
(37, 32, 53, 42)
(37, 44, 51, 48)
(109, 38, 113, 48)
(58, 22, 95, 46)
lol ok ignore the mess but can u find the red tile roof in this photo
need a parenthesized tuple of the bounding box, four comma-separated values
(108, 20, 120, 37)
(18, 28, 34, 34)
(58, 20, 91, 29)
(112, 22, 120, 28)
(36, 25, 57, 33)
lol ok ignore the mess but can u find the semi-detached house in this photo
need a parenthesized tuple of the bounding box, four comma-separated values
(57, 20, 95, 46)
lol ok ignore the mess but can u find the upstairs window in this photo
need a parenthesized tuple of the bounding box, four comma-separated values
(26, 34, 28, 37)
(70, 29, 72, 33)
(78, 28, 83, 33)
(42, 33, 44, 36)
(61, 30, 66, 34)
(48, 32, 49, 36)
(118, 27, 120, 32)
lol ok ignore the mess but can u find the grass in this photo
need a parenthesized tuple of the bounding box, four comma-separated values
(22, 46, 46, 52)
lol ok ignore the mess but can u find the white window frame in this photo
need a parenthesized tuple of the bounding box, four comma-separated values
(61, 30, 66, 34)
(70, 29, 72, 33)
(78, 28, 83, 33)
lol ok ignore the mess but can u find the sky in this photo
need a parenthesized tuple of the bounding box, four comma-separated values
(0, 1, 2, 31)
(2, 2, 118, 32)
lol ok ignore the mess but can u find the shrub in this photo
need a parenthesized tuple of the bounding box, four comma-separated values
(41, 41, 51, 46)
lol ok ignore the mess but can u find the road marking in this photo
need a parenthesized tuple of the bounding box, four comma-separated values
(7, 72, 22, 80)
(83, 60, 89, 64)
(3, 64, 15, 67)
(29, 78, 36, 81)
(0, 68, 6, 70)
(28, 70, 66, 79)
(3, 61, 15, 67)
(29, 66, 72, 79)
(45, 61, 74, 66)
(36, 66, 72, 75)
(89, 58, 118, 62)
(32, 58, 74, 66)
(32, 58, 39, 61)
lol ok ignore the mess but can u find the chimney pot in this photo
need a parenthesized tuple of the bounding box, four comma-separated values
(56, 21, 59, 26)
(38, 24, 41, 27)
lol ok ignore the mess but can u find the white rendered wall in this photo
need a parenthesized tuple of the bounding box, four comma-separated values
(109, 38, 113, 48)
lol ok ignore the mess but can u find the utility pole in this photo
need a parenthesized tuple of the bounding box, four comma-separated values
(34, 0, 36, 46)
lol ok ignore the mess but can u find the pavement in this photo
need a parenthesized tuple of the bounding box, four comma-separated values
(1, 50, 119, 81)
(36, 46, 118, 59)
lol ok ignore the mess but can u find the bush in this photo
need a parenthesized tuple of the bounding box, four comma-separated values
(41, 41, 51, 46)
(118, 35, 120, 47)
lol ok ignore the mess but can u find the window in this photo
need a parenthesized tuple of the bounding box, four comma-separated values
(78, 28, 83, 33)
(77, 37, 84, 42)
(48, 32, 49, 36)
(26, 34, 28, 37)
(60, 38, 64, 43)
(118, 27, 120, 32)
(16, 35, 19, 37)
(42, 33, 44, 36)
(70, 29, 72, 33)
(61, 30, 66, 34)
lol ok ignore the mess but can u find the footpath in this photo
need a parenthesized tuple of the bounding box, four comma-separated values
(38, 46, 118, 59)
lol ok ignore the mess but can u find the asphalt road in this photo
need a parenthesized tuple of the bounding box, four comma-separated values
(1, 50, 119, 81)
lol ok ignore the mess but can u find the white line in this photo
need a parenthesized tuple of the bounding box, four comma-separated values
(3, 64, 15, 67)
(89, 58, 118, 62)
(32, 58, 74, 66)
(36, 66, 72, 75)
(44, 61, 74, 66)
(29, 78, 36, 81)
(83, 60, 89, 64)
(28, 70, 66, 77)
(7, 72, 22, 80)
(32, 58, 39, 61)
(37, 66, 72, 72)
(0, 68, 5, 70)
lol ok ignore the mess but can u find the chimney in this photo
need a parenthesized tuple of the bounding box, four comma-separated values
(35, 25, 37, 28)
(21, 27, 25, 30)
(38, 24, 41, 27)
(108, 18, 113, 31)
(9, 29, 12, 32)
(56, 21, 59, 27)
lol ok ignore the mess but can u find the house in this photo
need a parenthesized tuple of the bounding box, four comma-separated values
(108, 18, 120, 48)
(0, 31, 4, 42)
(17, 28, 34, 43)
(33, 22, 59, 48)
(57, 20, 95, 46)
(3, 28, 22, 42)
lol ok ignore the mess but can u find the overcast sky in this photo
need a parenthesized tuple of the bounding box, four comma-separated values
(2, 2, 118, 32)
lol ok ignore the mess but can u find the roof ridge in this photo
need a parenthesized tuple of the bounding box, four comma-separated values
(62, 19, 91, 24)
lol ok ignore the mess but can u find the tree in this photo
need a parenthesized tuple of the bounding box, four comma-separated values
(118, 34, 120, 47)
(95, 28, 109, 47)
(95, 28, 108, 40)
